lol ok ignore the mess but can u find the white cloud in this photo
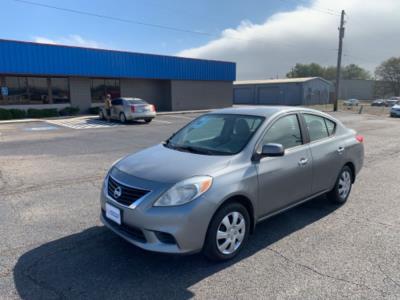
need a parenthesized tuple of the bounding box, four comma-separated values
(33, 34, 104, 49)
(177, 0, 400, 80)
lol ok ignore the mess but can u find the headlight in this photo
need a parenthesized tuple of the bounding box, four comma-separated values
(153, 176, 213, 207)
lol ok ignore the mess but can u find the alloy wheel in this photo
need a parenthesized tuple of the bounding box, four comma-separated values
(216, 211, 246, 255)
(338, 170, 351, 199)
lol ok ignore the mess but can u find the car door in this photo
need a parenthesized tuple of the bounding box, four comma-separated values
(255, 113, 313, 217)
(111, 99, 122, 119)
(301, 113, 344, 194)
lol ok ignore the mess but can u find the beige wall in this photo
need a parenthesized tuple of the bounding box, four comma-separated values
(170, 80, 233, 111)
(69, 77, 91, 112)
(120, 79, 171, 111)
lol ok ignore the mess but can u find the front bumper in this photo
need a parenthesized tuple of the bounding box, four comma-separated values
(390, 110, 400, 117)
(100, 169, 215, 254)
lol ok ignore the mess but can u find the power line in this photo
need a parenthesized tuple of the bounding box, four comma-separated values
(278, 0, 340, 17)
(12, 0, 341, 56)
(13, 0, 217, 37)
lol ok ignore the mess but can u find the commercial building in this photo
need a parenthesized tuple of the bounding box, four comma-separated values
(234, 77, 332, 106)
(0, 39, 235, 112)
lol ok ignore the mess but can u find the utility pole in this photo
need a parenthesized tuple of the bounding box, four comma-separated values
(334, 10, 345, 111)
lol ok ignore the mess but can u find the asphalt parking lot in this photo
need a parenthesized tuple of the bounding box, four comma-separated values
(0, 111, 400, 299)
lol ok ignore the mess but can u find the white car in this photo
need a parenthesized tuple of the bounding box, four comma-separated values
(100, 97, 156, 123)
(390, 104, 400, 118)
(343, 99, 360, 106)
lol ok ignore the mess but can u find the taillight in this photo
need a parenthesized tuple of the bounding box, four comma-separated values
(356, 135, 364, 143)
(150, 104, 156, 112)
(131, 105, 135, 112)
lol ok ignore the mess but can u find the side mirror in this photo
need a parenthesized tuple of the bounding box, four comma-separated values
(261, 143, 285, 157)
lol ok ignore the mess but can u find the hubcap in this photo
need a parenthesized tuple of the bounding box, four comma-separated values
(338, 170, 351, 199)
(216, 211, 246, 255)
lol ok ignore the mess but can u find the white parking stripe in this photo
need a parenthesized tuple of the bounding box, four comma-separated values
(46, 118, 124, 129)
(152, 119, 172, 124)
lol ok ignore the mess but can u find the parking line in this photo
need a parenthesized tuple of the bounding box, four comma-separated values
(152, 119, 172, 124)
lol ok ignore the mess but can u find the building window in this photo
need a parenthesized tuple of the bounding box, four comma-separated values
(51, 78, 70, 104)
(0, 76, 70, 105)
(91, 78, 120, 103)
(27, 77, 49, 104)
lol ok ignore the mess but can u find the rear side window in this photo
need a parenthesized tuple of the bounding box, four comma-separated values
(262, 114, 303, 149)
(303, 114, 329, 141)
(112, 99, 122, 105)
(324, 118, 336, 136)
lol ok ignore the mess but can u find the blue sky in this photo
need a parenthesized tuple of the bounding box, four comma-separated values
(1, 0, 298, 55)
(1, 0, 399, 79)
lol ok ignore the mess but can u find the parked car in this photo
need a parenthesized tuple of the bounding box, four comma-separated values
(371, 99, 386, 107)
(390, 104, 400, 117)
(100, 106, 364, 261)
(99, 97, 156, 123)
(343, 99, 360, 106)
(385, 97, 400, 107)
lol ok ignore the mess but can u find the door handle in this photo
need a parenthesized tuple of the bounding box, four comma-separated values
(298, 158, 308, 166)
(337, 146, 345, 154)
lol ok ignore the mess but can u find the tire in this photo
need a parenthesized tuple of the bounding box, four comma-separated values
(328, 165, 353, 204)
(203, 202, 250, 261)
(144, 118, 152, 123)
(119, 113, 127, 124)
(99, 110, 104, 120)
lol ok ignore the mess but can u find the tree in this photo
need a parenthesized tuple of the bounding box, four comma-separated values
(342, 64, 371, 80)
(286, 63, 371, 81)
(375, 57, 400, 96)
(286, 63, 325, 78)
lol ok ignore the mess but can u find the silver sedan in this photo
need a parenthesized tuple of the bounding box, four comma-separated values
(100, 97, 156, 123)
(100, 106, 364, 261)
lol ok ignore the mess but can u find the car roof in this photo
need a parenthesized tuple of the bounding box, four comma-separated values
(210, 105, 331, 119)
(120, 97, 146, 101)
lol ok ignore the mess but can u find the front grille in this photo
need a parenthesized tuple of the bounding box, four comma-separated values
(102, 210, 146, 242)
(107, 176, 150, 206)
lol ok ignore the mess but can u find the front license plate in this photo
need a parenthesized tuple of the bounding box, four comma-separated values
(105, 203, 121, 225)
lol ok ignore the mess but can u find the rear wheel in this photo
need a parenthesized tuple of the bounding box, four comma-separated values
(119, 113, 127, 124)
(328, 166, 353, 204)
(144, 118, 152, 123)
(203, 202, 250, 261)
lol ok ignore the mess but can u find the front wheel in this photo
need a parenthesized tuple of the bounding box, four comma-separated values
(328, 166, 353, 204)
(203, 203, 250, 261)
(144, 118, 152, 123)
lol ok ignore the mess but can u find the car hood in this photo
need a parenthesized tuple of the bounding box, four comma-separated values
(115, 144, 232, 183)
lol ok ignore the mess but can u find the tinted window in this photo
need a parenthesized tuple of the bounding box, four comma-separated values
(112, 99, 122, 105)
(51, 78, 69, 104)
(126, 99, 147, 105)
(166, 114, 264, 155)
(262, 114, 302, 149)
(324, 118, 336, 136)
(91, 79, 121, 103)
(27, 77, 49, 104)
(303, 114, 329, 141)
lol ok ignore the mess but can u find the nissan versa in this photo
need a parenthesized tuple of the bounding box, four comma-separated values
(100, 106, 364, 261)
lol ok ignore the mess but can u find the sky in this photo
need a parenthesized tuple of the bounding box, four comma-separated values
(1, 0, 399, 79)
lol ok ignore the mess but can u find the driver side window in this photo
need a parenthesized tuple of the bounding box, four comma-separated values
(262, 114, 303, 149)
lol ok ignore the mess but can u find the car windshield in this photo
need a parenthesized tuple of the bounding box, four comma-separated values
(164, 114, 265, 155)
(126, 99, 147, 104)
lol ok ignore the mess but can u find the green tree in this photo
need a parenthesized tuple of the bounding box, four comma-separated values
(323, 66, 337, 81)
(287, 63, 371, 81)
(342, 64, 371, 80)
(286, 63, 325, 78)
(375, 57, 400, 96)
